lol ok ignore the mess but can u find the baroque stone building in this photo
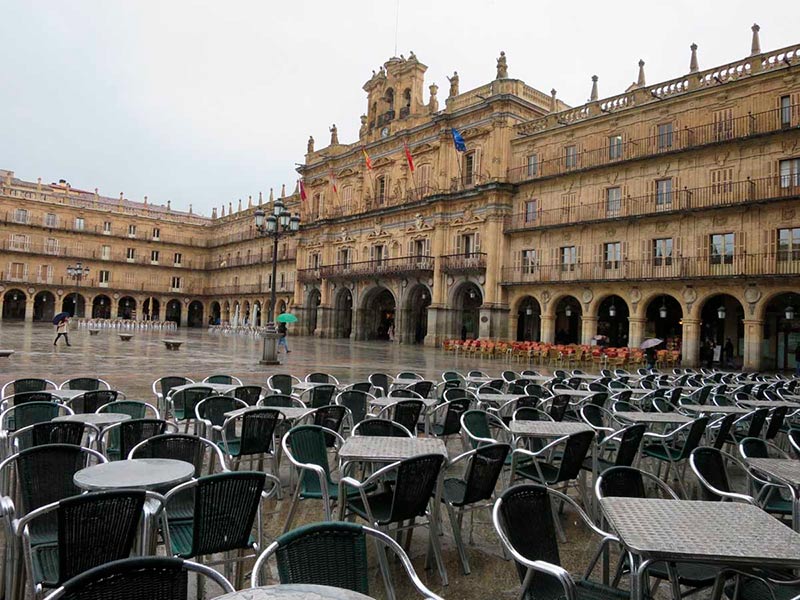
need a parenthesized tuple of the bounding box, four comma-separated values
(2, 26, 799, 371)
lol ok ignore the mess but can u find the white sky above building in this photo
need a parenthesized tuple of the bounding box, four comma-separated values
(1, 0, 796, 216)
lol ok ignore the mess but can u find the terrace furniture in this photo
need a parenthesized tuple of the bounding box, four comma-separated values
(119, 334, 133, 342)
(161, 339, 182, 350)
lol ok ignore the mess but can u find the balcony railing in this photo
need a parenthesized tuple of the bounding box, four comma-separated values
(500, 253, 800, 285)
(440, 252, 487, 273)
(297, 268, 321, 283)
(0, 273, 203, 295)
(508, 105, 799, 183)
(203, 280, 295, 296)
(204, 248, 297, 270)
(319, 256, 434, 280)
(505, 176, 800, 232)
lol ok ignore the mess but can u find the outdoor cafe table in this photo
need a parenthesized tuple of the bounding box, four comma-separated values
(339, 436, 447, 464)
(478, 393, 525, 405)
(215, 584, 373, 600)
(292, 381, 331, 393)
(225, 406, 310, 421)
(74, 458, 195, 491)
(680, 405, 750, 415)
(601, 497, 800, 600)
(738, 399, 800, 409)
(747, 458, 800, 531)
(465, 375, 492, 385)
(53, 412, 131, 428)
(368, 396, 439, 410)
(169, 382, 238, 395)
(611, 412, 691, 426)
(552, 389, 593, 398)
(49, 389, 86, 402)
(509, 421, 591, 439)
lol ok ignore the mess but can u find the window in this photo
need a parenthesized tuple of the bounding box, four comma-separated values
(413, 239, 428, 257)
(341, 186, 353, 212)
(173, 252, 182, 265)
(103, 221, 112, 234)
(560, 246, 576, 272)
(604, 242, 621, 269)
(10, 233, 29, 251)
(713, 108, 733, 142)
(656, 179, 673, 208)
(280, 272, 286, 289)
(524, 199, 538, 223)
(128, 224, 136, 237)
(124, 272, 135, 286)
(781, 95, 792, 128)
(152, 228, 160, 240)
(101, 245, 111, 260)
(99, 270, 110, 285)
(338, 248, 351, 266)
(150, 250, 160, 263)
(44, 213, 57, 228)
(521, 249, 537, 274)
(565, 145, 577, 169)
(710, 233, 734, 265)
(657, 123, 674, 150)
(526, 154, 539, 177)
(44, 238, 59, 255)
(780, 158, 800, 189)
(463, 152, 477, 185)
(126, 248, 135, 261)
(653, 238, 673, 266)
(376, 176, 387, 204)
(778, 228, 800, 261)
(608, 135, 623, 160)
(711, 167, 734, 197)
(372, 244, 385, 264)
(74, 217, 85, 231)
(13, 208, 28, 224)
(459, 233, 477, 256)
(9, 262, 25, 280)
(38, 264, 53, 283)
(171, 276, 182, 290)
(606, 187, 621, 216)
(309, 253, 320, 270)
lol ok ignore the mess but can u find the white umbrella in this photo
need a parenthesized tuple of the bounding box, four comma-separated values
(640, 338, 663, 349)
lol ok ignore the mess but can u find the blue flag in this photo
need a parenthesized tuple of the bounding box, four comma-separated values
(451, 128, 467, 153)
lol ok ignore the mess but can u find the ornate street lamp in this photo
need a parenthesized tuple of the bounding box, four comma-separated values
(66, 261, 89, 317)
(525, 306, 533, 316)
(717, 305, 726, 320)
(254, 199, 300, 365)
(659, 297, 668, 319)
(786, 306, 795, 321)
(608, 300, 617, 318)
(565, 305, 572, 318)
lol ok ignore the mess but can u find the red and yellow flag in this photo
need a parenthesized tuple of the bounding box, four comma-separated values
(329, 169, 338, 193)
(362, 148, 373, 170)
(404, 142, 415, 172)
(298, 179, 307, 201)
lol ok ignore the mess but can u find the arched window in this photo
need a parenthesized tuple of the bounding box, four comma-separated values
(403, 88, 411, 107)
(385, 88, 395, 109)
(376, 176, 388, 204)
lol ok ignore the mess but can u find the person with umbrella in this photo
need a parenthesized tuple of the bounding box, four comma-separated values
(53, 312, 71, 346)
(641, 338, 663, 370)
(276, 313, 297, 353)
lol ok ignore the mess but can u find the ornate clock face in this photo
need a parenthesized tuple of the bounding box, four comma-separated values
(381, 126, 390, 138)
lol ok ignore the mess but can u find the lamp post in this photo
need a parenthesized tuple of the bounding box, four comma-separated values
(254, 199, 300, 365)
(66, 262, 89, 317)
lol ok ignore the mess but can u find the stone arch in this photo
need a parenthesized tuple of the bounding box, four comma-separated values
(698, 293, 744, 367)
(401, 283, 431, 344)
(187, 300, 204, 327)
(62, 293, 86, 318)
(33, 290, 56, 322)
(91, 294, 112, 319)
(222, 301, 231, 323)
(595, 294, 630, 347)
(759, 291, 800, 371)
(252, 301, 261, 327)
(450, 281, 483, 340)
(333, 286, 353, 339)
(643, 293, 684, 346)
(243, 300, 251, 325)
(553, 294, 582, 344)
(165, 299, 182, 324)
(358, 285, 396, 341)
(117, 296, 136, 319)
(278, 299, 287, 315)
(514, 295, 542, 342)
(306, 288, 321, 335)
(2, 289, 27, 320)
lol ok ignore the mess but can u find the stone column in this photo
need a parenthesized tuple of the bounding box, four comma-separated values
(507, 312, 519, 341)
(0, 296, 4, 321)
(628, 317, 646, 349)
(352, 308, 364, 340)
(581, 315, 598, 346)
(24, 295, 34, 322)
(180, 304, 189, 327)
(540, 314, 555, 344)
(423, 306, 446, 347)
(681, 318, 701, 367)
(742, 319, 764, 372)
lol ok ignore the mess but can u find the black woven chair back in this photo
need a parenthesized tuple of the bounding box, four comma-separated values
(548, 395, 570, 422)
(485, 379, 505, 391)
(612, 400, 638, 413)
(10, 379, 51, 394)
(368, 374, 391, 396)
(57, 490, 145, 583)
(745, 408, 769, 438)
(269, 375, 294, 396)
(613, 424, 646, 467)
(233, 386, 262, 406)
(581, 404, 605, 432)
(274, 522, 370, 594)
(353, 419, 410, 437)
(348, 382, 372, 394)
(76, 390, 119, 413)
(27, 422, 86, 449)
(497, 484, 563, 592)
(712, 394, 733, 407)
(765, 406, 788, 440)
(119, 419, 168, 459)
(131, 434, 205, 476)
(462, 410, 492, 447)
(8, 391, 54, 407)
(307, 373, 333, 384)
(338, 391, 369, 425)
(439, 398, 470, 437)
(515, 396, 541, 411)
(6, 401, 62, 432)
(197, 396, 241, 428)
(514, 407, 546, 421)
(552, 430, 595, 483)
(159, 377, 191, 400)
(186, 472, 265, 557)
(678, 417, 709, 459)
(100, 401, 148, 420)
(309, 385, 336, 409)
(260, 394, 295, 408)
(443, 387, 470, 402)
(442, 371, 463, 382)
(667, 387, 682, 407)
(205, 375, 234, 384)
(587, 392, 608, 408)
(524, 384, 548, 399)
(712, 413, 737, 449)
(386, 453, 445, 523)
(502, 371, 518, 383)
(63, 378, 102, 391)
(739, 437, 769, 458)
(389, 389, 420, 399)
(172, 388, 214, 421)
(692, 447, 731, 501)
(597, 467, 648, 499)
(313, 405, 347, 446)
(460, 443, 510, 505)
(238, 409, 281, 455)
(52, 557, 191, 600)
(588, 382, 608, 393)
(287, 426, 331, 492)
(391, 400, 424, 432)
(410, 380, 434, 398)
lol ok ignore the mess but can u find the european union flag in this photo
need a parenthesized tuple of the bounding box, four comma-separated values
(451, 128, 467, 153)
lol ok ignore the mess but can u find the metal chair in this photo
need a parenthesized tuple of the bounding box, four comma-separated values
(66, 390, 119, 414)
(343, 381, 372, 394)
(352, 419, 412, 437)
(368, 373, 392, 398)
(128, 433, 227, 476)
(195, 396, 248, 441)
(737, 436, 789, 459)
(96, 400, 160, 420)
(1, 380, 57, 400)
(301, 405, 349, 447)
(231, 385, 264, 406)
(338, 453, 449, 586)
(336, 390, 375, 430)
(250, 521, 444, 600)
(5, 422, 96, 457)
(1, 402, 72, 436)
(41, 556, 234, 600)
(150, 377, 193, 415)
(408, 380, 435, 399)
(166, 386, 214, 432)
(258, 394, 305, 408)
(375, 399, 424, 434)
(202, 374, 243, 385)
(426, 398, 470, 444)
(395, 371, 423, 381)
(306, 373, 340, 385)
(298, 384, 337, 409)
(460, 409, 512, 449)
(1, 393, 58, 414)
(388, 388, 424, 399)
(219, 408, 284, 478)
(641, 416, 709, 497)
(267, 374, 300, 396)
(98, 419, 174, 461)
(58, 378, 110, 391)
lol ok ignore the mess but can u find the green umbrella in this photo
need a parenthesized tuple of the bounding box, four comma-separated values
(276, 313, 298, 323)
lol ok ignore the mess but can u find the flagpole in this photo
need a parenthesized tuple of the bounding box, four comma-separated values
(362, 147, 377, 208)
(405, 141, 419, 200)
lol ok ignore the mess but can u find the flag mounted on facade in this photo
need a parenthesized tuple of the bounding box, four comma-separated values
(404, 142, 415, 172)
(298, 179, 307, 201)
(329, 169, 337, 193)
(362, 148, 373, 170)
(451, 128, 467, 152)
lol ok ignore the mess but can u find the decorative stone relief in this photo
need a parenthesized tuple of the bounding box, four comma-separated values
(782, 208, 796, 221)
(744, 286, 761, 304)
(581, 289, 593, 303)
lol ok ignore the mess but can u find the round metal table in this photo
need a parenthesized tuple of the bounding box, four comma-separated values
(215, 584, 374, 599)
(74, 458, 194, 491)
(53, 412, 131, 427)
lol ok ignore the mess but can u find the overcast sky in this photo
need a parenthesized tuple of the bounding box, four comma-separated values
(2, 1, 796, 216)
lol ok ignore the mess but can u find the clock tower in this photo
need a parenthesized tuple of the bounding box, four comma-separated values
(361, 54, 428, 142)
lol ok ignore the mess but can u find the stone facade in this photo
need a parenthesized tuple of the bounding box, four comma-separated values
(2, 30, 800, 370)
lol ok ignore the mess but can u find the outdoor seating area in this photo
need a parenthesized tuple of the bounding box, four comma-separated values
(1, 366, 800, 599)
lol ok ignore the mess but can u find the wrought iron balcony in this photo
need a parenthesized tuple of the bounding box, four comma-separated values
(297, 268, 321, 283)
(440, 252, 487, 274)
(319, 255, 434, 280)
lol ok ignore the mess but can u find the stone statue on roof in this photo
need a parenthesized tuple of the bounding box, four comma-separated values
(447, 71, 459, 97)
(307, 136, 314, 153)
(329, 124, 338, 145)
(496, 51, 508, 79)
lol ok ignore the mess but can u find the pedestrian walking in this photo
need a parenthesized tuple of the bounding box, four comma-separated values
(724, 338, 735, 368)
(54, 316, 71, 346)
(277, 321, 290, 353)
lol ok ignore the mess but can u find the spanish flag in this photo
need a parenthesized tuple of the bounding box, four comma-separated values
(362, 148, 373, 170)
(329, 169, 338, 193)
(298, 179, 307, 201)
(404, 142, 415, 172)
